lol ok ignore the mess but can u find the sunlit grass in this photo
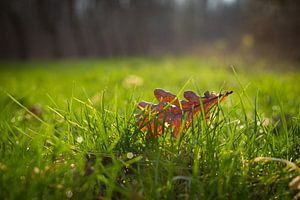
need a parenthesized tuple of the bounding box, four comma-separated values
(0, 57, 299, 199)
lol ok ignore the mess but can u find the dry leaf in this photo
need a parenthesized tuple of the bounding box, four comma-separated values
(136, 88, 233, 139)
(289, 176, 300, 190)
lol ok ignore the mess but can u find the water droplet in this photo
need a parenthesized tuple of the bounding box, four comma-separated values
(164, 122, 170, 128)
(76, 136, 84, 143)
(127, 152, 134, 159)
(257, 121, 261, 126)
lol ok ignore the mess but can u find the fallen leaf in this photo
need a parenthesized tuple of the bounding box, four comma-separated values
(136, 89, 233, 139)
(289, 176, 300, 190)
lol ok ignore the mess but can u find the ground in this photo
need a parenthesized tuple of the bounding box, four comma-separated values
(0, 57, 299, 199)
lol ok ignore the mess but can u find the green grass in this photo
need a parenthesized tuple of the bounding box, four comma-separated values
(0, 57, 299, 199)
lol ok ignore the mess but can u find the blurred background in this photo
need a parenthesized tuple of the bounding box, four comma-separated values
(0, 0, 299, 61)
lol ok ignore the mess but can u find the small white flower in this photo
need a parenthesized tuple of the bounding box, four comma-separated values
(239, 125, 245, 129)
(259, 129, 263, 134)
(76, 136, 84, 143)
(126, 152, 134, 159)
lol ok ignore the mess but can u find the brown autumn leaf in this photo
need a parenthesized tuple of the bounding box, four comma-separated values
(136, 88, 233, 139)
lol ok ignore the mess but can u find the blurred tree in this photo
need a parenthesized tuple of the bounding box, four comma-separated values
(0, 0, 299, 60)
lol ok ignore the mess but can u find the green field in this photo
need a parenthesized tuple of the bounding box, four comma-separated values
(0, 57, 299, 199)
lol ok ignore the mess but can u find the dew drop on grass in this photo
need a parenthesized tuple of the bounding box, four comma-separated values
(127, 152, 134, 159)
(164, 122, 170, 128)
(257, 121, 261, 126)
(76, 136, 83, 143)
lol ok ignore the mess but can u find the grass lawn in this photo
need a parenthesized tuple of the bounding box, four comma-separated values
(0, 57, 299, 199)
